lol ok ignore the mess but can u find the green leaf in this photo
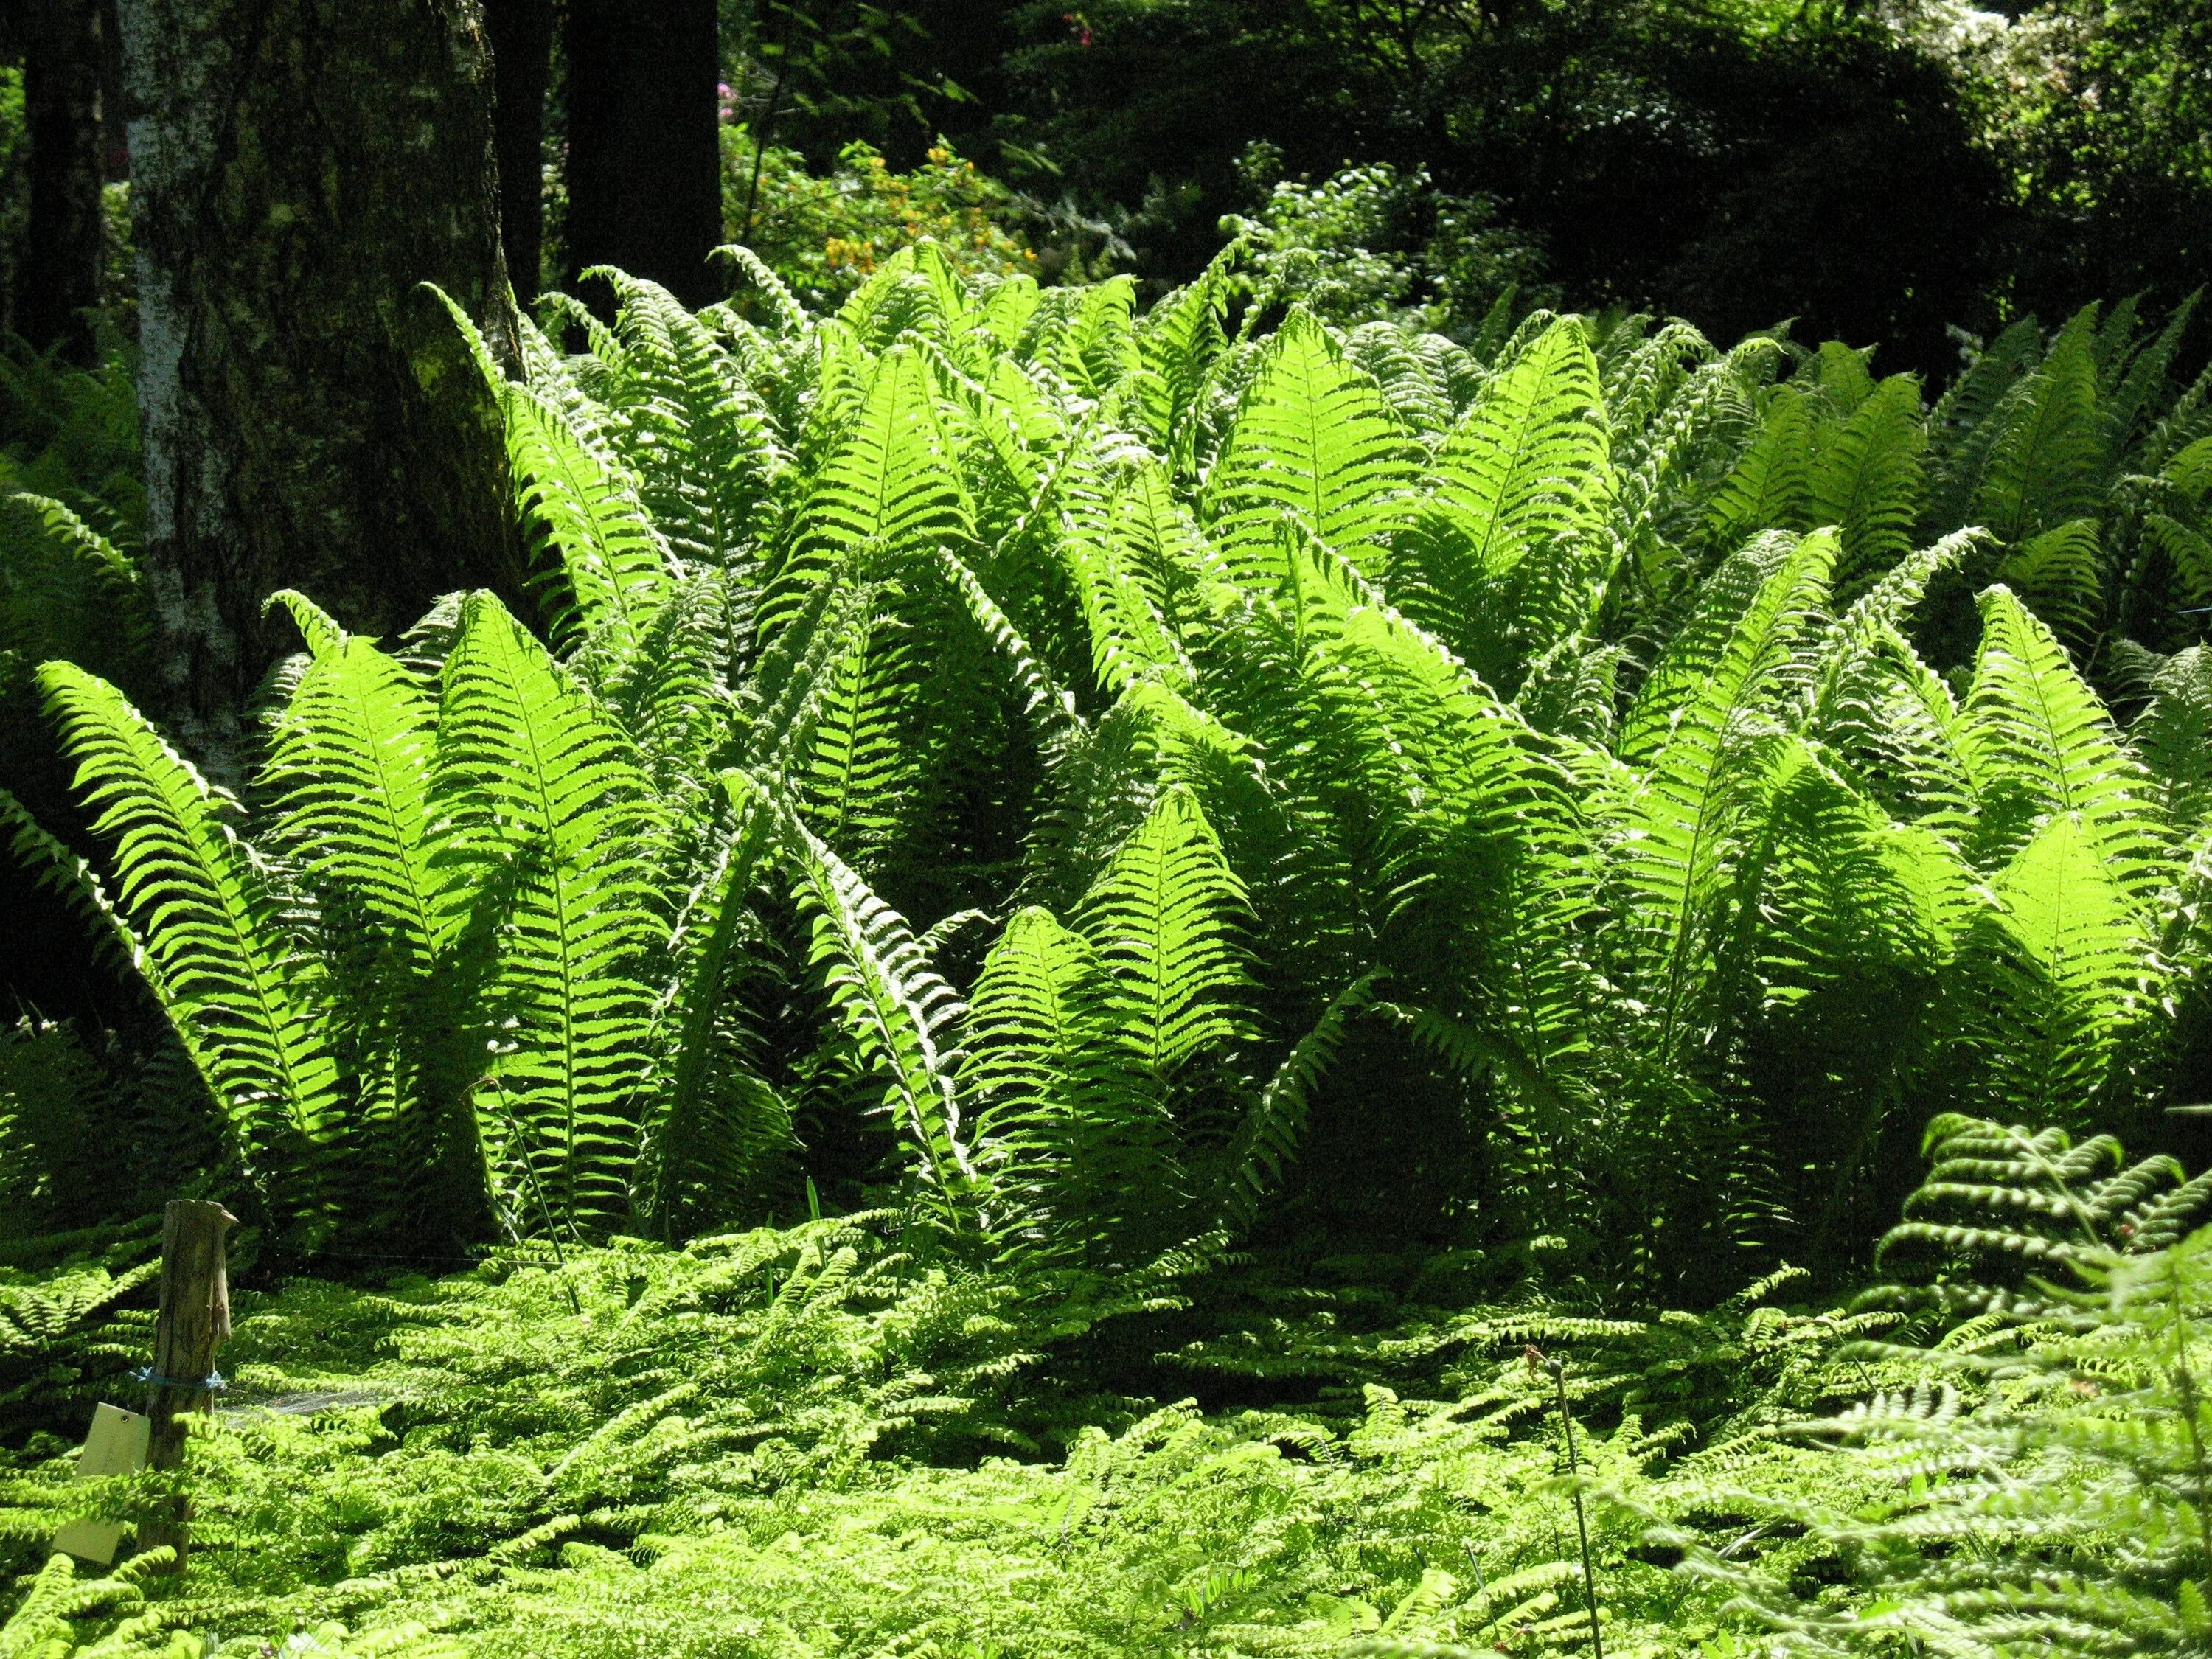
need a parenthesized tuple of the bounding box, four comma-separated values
(429, 593, 664, 1235)
(501, 385, 675, 651)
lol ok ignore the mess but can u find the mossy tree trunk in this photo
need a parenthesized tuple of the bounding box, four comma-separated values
(117, 0, 528, 767)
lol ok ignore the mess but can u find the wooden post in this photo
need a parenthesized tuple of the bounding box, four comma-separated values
(138, 1200, 235, 1569)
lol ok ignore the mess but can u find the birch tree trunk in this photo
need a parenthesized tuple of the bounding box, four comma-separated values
(119, 0, 527, 765)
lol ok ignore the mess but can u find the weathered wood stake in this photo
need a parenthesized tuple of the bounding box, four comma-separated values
(138, 1200, 235, 1569)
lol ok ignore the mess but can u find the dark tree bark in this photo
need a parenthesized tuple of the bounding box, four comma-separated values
(563, 0, 723, 307)
(483, 0, 552, 305)
(97, 0, 127, 180)
(117, 0, 529, 767)
(18, 0, 106, 358)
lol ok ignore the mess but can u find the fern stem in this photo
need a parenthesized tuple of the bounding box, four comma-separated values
(1541, 1352, 1604, 1659)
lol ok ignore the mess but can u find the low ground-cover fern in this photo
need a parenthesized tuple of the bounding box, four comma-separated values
(0, 1214, 1877, 1659)
(1645, 1116, 2212, 1657)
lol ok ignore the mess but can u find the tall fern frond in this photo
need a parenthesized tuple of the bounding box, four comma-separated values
(501, 386, 675, 651)
(765, 785, 975, 1226)
(1203, 305, 1419, 581)
(1424, 316, 1613, 653)
(2130, 646, 2212, 833)
(1997, 518, 2104, 643)
(428, 594, 664, 1235)
(262, 593, 442, 968)
(636, 772, 787, 1238)
(1974, 312, 2107, 542)
(965, 903, 1099, 1256)
(1211, 972, 1380, 1235)
(1806, 373, 1925, 588)
(1958, 585, 2165, 891)
(762, 344, 972, 638)
(38, 661, 344, 1212)
(582, 269, 788, 567)
(1610, 530, 1838, 1041)
(1074, 785, 1252, 1091)
(1973, 811, 2160, 1124)
(1705, 388, 1815, 552)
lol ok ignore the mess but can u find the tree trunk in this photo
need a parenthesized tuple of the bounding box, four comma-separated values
(483, 0, 552, 305)
(563, 0, 723, 308)
(117, 0, 529, 767)
(18, 0, 105, 359)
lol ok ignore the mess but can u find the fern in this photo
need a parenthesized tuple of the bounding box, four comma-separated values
(429, 593, 665, 1235)
(765, 785, 977, 1227)
(1203, 305, 1420, 582)
(38, 661, 343, 1224)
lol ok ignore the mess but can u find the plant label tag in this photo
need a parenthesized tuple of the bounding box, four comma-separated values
(53, 1402, 150, 1565)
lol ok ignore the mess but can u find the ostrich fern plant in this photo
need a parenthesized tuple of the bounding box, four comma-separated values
(5, 243, 2211, 1298)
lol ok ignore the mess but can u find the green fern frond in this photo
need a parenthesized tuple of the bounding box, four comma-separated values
(1610, 530, 1837, 1039)
(1211, 972, 1380, 1234)
(582, 268, 788, 567)
(262, 593, 442, 967)
(1203, 305, 1420, 581)
(1706, 387, 1815, 551)
(766, 785, 976, 1226)
(711, 243, 810, 336)
(1977, 811, 2160, 1123)
(38, 661, 344, 1208)
(1807, 373, 1925, 588)
(1425, 316, 1613, 644)
(1974, 312, 2107, 542)
(636, 773, 787, 1238)
(501, 385, 675, 651)
(1074, 785, 1251, 1090)
(965, 903, 1098, 1254)
(2129, 645, 2212, 832)
(1959, 585, 2165, 889)
(1997, 518, 2104, 642)
(762, 344, 973, 639)
(429, 594, 664, 1235)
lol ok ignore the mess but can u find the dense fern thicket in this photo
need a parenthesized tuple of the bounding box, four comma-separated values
(11, 247, 2212, 1311)
(11, 236, 2212, 1654)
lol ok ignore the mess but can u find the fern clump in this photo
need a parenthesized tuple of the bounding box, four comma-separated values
(12, 238, 2212, 1310)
